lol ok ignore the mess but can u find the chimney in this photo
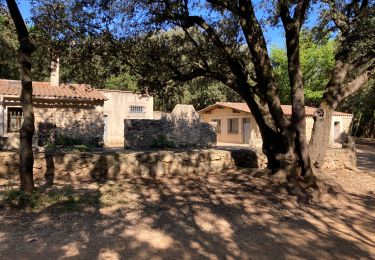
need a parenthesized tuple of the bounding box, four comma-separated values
(50, 58, 60, 87)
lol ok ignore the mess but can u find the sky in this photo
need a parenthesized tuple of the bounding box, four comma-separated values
(16, 0, 295, 49)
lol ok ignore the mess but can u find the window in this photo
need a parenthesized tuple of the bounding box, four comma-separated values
(228, 118, 239, 134)
(7, 107, 23, 132)
(129, 105, 146, 114)
(212, 119, 221, 133)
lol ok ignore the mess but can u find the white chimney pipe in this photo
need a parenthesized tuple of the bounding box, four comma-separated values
(50, 58, 60, 87)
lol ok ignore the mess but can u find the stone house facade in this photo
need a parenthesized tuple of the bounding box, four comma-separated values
(0, 79, 107, 149)
(199, 102, 353, 148)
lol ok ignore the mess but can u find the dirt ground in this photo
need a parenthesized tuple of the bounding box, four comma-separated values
(0, 147, 374, 259)
(356, 139, 375, 173)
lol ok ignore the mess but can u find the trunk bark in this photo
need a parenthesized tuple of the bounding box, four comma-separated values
(284, 22, 312, 178)
(6, 0, 35, 193)
(19, 57, 35, 193)
(240, 95, 317, 192)
(261, 128, 318, 196)
(309, 102, 334, 168)
(309, 60, 351, 167)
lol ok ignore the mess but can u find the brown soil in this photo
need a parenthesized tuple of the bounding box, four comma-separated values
(0, 162, 374, 259)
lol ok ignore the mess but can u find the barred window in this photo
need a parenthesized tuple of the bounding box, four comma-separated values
(7, 107, 23, 132)
(129, 105, 146, 114)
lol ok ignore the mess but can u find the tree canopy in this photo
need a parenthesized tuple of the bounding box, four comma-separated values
(271, 31, 336, 106)
(2, 0, 374, 194)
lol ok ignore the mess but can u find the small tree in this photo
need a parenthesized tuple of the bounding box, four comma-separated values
(5, 0, 35, 192)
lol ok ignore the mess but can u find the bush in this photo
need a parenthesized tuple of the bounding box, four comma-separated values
(1, 186, 99, 211)
(151, 135, 175, 148)
(55, 134, 83, 146)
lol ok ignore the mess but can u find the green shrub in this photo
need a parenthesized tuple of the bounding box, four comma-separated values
(151, 134, 175, 148)
(1, 186, 99, 211)
(55, 134, 83, 146)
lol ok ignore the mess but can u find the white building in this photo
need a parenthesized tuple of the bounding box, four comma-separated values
(99, 90, 153, 146)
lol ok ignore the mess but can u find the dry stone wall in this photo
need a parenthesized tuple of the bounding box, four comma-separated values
(124, 105, 216, 149)
(0, 150, 236, 183)
(0, 147, 357, 184)
(254, 147, 357, 170)
(34, 104, 104, 146)
(1, 102, 105, 150)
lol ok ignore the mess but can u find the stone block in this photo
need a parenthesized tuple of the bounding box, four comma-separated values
(230, 149, 259, 168)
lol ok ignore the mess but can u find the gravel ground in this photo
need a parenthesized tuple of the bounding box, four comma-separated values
(0, 165, 374, 260)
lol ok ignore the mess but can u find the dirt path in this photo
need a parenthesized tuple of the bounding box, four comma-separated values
(356, 140, 375, 173)
(1, 167, 374, 260)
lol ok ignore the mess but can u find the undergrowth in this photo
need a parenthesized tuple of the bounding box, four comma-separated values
(0, 186, 100, 211)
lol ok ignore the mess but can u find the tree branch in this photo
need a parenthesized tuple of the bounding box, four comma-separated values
(238, 0, 290, 130)
(341, 66, 374, 100)
(206, 0, 240, 15)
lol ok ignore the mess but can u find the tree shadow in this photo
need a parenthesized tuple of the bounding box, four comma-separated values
(0, 167, 374, 259)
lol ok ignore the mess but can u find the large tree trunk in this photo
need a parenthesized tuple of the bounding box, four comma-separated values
(309, 102, 334, 169)
(260, 127, 318, 196)
(6, 0, 35, 192)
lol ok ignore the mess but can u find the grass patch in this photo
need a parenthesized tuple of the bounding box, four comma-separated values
(0, 186, 100, 211)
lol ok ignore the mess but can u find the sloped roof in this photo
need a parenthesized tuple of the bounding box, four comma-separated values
(0, 79, 108, 101)
(199, 102, 352, 117)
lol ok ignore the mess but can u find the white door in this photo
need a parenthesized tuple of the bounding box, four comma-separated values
(334, 121, 340, 142)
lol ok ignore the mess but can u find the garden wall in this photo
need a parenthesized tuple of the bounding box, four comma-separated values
(0, 101, 104, 150)
(0, 149, 237, 184)
(124, 105, 216, 149)
(255, 147, 357, 170)
(0, 147, 356, 185)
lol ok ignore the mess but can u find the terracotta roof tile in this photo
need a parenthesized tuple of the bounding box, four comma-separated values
(200, 102, 352, 117)
(0, 79, 108, 101)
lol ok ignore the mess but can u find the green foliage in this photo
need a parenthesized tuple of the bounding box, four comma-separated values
(3, 189, 41, 209)
(151, 135, 175, 148)
(271, 31, 336, 106)
(340, 80, 375, 138)
(55, 134, 84, 146)
(1, 186, 99, 211)
(44, 134, 101, 151)
(104, 71, 138, 91)
(0, 12, 18, 79)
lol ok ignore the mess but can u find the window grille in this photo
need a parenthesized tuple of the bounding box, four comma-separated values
(7, 107, 24, 132)
(129, 105, 146, 114)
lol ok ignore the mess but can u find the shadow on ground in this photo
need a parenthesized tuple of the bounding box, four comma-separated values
(0, 166, 374, 259)
(356, 139, 375, 173)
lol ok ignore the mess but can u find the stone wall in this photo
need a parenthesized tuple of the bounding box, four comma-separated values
(1, 102, 104, 149)
(124, 105, 216, 149)
(34, 104, 104, 146)
(254, 147, 357, 170)
(0, 150, 236, 183)
(0, 147, 357, 184)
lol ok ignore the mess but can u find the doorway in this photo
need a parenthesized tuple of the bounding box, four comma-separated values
(334, 121, 341, 142)
(103, 115, 108, 144)
(243, 118, 251, 144)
